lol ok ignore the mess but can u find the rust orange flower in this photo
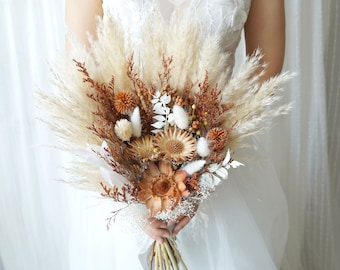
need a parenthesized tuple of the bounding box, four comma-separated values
(207, 127, 228, 151)
(114, 91, 138, 115)
(138, 161, 189, 217)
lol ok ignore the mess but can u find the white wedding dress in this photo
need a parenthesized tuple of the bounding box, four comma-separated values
(69, 1, 289, 269)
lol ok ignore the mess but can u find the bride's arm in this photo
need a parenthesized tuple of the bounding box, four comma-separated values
(65, 0, 103, 49)
(244, 0, 286, 79)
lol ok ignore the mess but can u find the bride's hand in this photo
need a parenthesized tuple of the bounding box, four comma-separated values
(168, 203, 198, 235)
(169, 215, 192, 235)
(142, 217, 170, 244)
(142, 204, 198, 242)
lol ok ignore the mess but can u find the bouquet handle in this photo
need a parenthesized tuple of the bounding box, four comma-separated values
(148, 237, 188, 270)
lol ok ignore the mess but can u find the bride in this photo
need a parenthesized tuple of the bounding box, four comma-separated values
(65, 0, 288, 269)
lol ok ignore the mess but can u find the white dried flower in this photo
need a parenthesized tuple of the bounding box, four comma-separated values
(222, 150, 244, 168)
(199, 150, 243, 189)
(181, 160, 206, 175)
(200, 172, 221, 189)
(114, 119, 133, 141)
(130, 107, 142, 137)
(151, 91, 175, 132)
(173, 104, 189, 129)
(151, 91, 171, 105)
(196, 137, 210, 157)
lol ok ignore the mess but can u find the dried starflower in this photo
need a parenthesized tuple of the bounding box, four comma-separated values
(127, 135, 157, 161)
(153, 128, 196, 163)
(138, 161, 189, 216)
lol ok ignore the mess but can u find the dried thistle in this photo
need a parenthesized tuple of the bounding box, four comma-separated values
(114, 91, 139, 115)
(206, 128, 228, 152)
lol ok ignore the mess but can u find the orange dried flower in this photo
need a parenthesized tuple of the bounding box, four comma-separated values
(138, 161, 189, 216)
(114, 91, 138, 115)
(206, 128, 228, 151)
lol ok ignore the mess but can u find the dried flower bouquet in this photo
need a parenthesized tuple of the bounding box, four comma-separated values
(38, 10, 291, 270)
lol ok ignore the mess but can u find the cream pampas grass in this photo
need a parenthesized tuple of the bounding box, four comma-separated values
(221, 51, 293, 148)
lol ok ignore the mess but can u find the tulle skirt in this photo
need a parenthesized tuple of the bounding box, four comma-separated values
(69, 138, 288, 270)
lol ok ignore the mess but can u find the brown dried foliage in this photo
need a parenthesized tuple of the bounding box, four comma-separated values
(158, 55, 173, 85)
(181, 82, 195, 108)
(94, 144, 143, 183)
(205, 152, 226, 164)
(100, 182, 139, 203)
(101, 182, 139, 230)
(185, 173, 201, 192)
(74, 60, 120, 143)
(125, 55, 156, 133)
(191, 72, 234, 136)
(74, 60, 144, 180)
(74, 60, 120, 123)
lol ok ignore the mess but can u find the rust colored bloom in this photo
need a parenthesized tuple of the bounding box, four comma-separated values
(114, 91, 138, 115)
(153, 128, 196, 163)
(138, 161, 189, 217)
(206, 127, 228, 151)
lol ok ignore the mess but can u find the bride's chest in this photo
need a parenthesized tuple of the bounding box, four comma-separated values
(102, 0, 251, 32)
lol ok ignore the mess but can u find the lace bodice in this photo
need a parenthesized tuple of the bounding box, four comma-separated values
(102, 0, 251, 69)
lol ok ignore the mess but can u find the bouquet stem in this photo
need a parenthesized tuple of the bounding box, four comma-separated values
(149, 237, 188, 270)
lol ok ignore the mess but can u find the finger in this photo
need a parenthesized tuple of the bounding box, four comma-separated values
(144, 218, 170, 243)
(167, 219, 177, 227)
(148, 229, 169, 244)
(147, 228, 170, 244)
(172, 216, 191, 235)
(149, 218, 168, 228)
